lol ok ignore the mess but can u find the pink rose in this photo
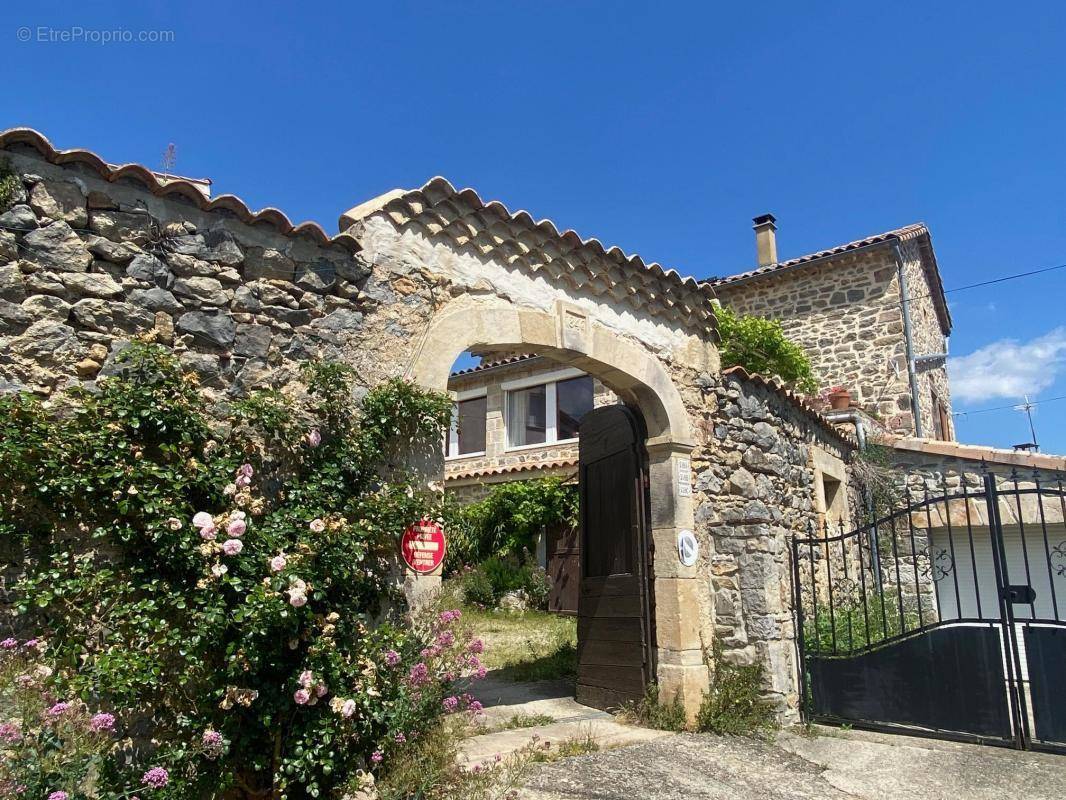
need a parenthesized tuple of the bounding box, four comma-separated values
(226, 518, 247, 537)
(306, 429, 321, 447)
(288, 591, 307, 608)
(238, 464, 254, 478)
(200, 524, 218, 541)
(270, 555, 287, 572)
(294, 689, 310, 705)
(298, 670, 314, 688)
(314, 683, 328, 698)
(341, 699, 357, 718)
(222, 539, 243, 556)
(192, 511, 214, 529)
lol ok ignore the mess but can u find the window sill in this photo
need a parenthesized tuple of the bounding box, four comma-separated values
(445, 451, 486, 462)
(504, 437, 579, 453)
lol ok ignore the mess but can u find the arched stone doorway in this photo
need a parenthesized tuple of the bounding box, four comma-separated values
(408, 295, 709, 717)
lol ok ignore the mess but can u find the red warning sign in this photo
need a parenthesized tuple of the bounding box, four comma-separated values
(400, 518, 447, 574)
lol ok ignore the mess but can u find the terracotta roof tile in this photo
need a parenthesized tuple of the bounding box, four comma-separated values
(712, 224, 928, 287)
(889, 437, 1066, 471)
(341, 177, 718, 334)
(0, 128, 359, 251)
(449, 353, 540, 378)
(445, 457, 578, 482)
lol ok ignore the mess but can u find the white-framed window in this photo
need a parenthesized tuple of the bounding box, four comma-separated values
(502, 368, 594, 450)
(447, 388, 487, 458)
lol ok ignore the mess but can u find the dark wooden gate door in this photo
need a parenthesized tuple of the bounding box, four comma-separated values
(576, 405, 654, 710)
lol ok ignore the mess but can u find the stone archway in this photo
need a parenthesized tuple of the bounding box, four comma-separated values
(408, 294, 709, 717)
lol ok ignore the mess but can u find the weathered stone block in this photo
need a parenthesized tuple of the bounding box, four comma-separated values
(176, 310, 236, 349)
(22, 221, 92, 272)
(244, 247, 294, 281)
(60, 272, 123, 299)
(29, 180, 87, 228)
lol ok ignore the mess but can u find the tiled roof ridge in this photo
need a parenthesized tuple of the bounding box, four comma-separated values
(340, 177, 718, 333)
(889, 437, 1066, 472)
(711, 223, 929, 288)
(710, 221, 952, 334)
(445, 456, 578, 482)
(721, 366, 857, 448)
(0, 127, 359, 251)
(449, 353, 540, 377)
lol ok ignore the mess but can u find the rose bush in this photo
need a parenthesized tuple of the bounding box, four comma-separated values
(0, 341, 484, 799)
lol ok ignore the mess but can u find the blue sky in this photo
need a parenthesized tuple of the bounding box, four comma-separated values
(4, 1, 1065, 452)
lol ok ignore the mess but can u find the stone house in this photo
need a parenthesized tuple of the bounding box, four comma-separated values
(443, 352, 616, 504)
(711, 216, 954, 440)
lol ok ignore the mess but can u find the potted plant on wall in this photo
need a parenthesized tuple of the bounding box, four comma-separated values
(826, 386, 852, 410)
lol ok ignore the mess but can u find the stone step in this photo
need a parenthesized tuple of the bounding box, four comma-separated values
(460, 716, 673, 768)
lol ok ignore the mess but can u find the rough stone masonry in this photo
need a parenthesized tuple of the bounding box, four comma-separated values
(0, 129, 862, 722)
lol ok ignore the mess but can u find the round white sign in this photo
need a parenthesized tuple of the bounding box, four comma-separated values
(677, 529, 698, 567)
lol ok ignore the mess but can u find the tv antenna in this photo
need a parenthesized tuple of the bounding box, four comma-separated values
(1012, 394, 1040, 452)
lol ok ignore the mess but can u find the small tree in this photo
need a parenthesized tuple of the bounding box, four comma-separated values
(714, 304, 818, 393)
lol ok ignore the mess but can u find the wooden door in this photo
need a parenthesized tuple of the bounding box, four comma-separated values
(547, 522, 580, 615)
(576, 405, 654, 710)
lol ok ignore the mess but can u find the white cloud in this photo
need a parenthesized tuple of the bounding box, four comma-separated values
(948, 327, 1066, 404)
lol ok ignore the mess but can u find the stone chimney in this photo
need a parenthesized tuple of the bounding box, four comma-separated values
(753, 213, 778, 267)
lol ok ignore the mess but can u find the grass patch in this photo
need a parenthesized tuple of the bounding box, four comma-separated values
(490, 713, 555, 732)
(529, 730, 600, 763)
(464, 606, 577, 681)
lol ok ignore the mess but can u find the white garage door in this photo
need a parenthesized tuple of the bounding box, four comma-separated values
(932, 524, 1066, 684)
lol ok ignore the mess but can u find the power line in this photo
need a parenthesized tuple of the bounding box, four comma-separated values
(907, 261, 1066, 304)
(953, 394, 1066, 417)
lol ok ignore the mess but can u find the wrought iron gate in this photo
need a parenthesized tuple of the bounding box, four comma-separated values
(792, 471, 1066, 752)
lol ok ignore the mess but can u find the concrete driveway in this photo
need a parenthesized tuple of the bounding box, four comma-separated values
(518, 726, 1066, 800)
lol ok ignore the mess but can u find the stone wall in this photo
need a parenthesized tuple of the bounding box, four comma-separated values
(0, 134, 725, 716)
(0, 147, 431, 400)
(714, 243, 952, 439)
(691, 370, 854, 718)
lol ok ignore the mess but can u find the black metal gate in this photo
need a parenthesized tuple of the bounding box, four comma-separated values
(792, 471, 1066, 752)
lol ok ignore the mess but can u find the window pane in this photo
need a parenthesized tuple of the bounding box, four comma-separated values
(507, 385, 546, 447)
(457, 396, 486, 454)
(557, 376, 594, 440)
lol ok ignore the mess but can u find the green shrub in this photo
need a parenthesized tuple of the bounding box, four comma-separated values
(0, 341, 489, 798)
(804, 590, 922, 652)
(0, 158, 21, 211)
(622, 684, 687, 732)
(715, 304, 817, 393)
(460, 554, 551, 611)
(444, 478, 577, 571)
(695, 642, 777, 738)
(460, 566, 496, 608)
(520, 562, 551, 611)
